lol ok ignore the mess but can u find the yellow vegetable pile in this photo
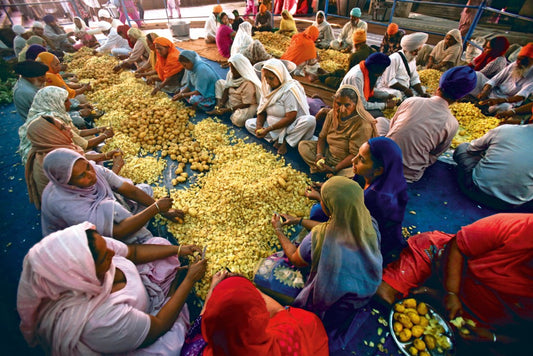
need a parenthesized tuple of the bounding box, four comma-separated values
(393, 298, 452, 356)
(450, 102, 500, 148)
(160, 118, 313, 298)
(317, 48, 349, 72)
(418, 69, 442, 95)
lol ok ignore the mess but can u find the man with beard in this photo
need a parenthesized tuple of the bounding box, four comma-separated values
(13, 60, 49, 121)
(42, 15, 76, 53)
(477, 43, 533, 114)
(330, 8, 367, 52)
(376, 32, 430, 99)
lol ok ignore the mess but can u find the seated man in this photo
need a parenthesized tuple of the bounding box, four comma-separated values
(330, 7, 367, 52)
(377, 213, 533, 355)
(42, 14, 75, 53)
(453, 122, 533, 210)
(426, 29, 463, 71)
(376, 66, 477, 182)
(253, 5, 274, 33)
(98, 8, 123, 29)
(204, 5, 222, 43)
(477, 43, 533, 114)
(347, 29, 375, 70)
(95, 21, 131, 56)
(341, 52, 396, 115)
(13, 60, 48, 121)
(376, 32, 429, 99)
(380, 23, 405, 56)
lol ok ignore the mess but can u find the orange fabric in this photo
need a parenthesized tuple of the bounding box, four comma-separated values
(153, 37, 183, 81)
(259, 4, 267, 13)
(201, 276, 329, 356)
(352, 28, 366, 44)
(281, 26, 319, 66)
(37, 52, 76, 99)
(359, 60, 374, 101)
(213, 5, 222, 13)
(387, 23, 399, 35)
(518, 42, 533, 59)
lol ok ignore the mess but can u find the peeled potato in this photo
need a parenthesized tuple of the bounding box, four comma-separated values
(417, 302, 428, 315)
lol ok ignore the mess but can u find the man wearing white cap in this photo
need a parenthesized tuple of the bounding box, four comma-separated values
(377, 32, 430, 99)
(330, 8, 367, 52)
(31, 21, 56, 51)
(12, 25, 27, 57)
(95, 21, 131, 56)
(98, 9, 124, 29)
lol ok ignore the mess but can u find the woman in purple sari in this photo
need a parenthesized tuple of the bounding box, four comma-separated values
(40, 148, 184, 243)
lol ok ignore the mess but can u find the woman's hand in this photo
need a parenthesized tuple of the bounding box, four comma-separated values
(112, 153, 124, 174)
(444, 293, 463, 320)
(105, 149, 122, 160)
(305, 187, 321, 201)
(179, 244, 202, 257)
(160, 208, 185, 222)
(102, 127, 114, 139)
(280, 213, 299, 226)
(185, 257, 207, 283)
(155, 197, 174, 212)
(386, 98, 397, 109)
(458, 325, 496, 343)
(172, 92, 184, 101)
(151, 84, 161, 96)
(271, 213, 283, 231)
(495, 110, 514, 119)
(209, 270, 231, 291)
(255, 126, 268, 138)
(478, 98, 501, 106)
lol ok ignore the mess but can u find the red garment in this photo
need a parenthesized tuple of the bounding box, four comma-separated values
(359, 60, 374, 101)
(471, 36, 509, 71)
(281, 26, 319, 66)
(295, 0, 308, 14)
(153, 37, 184, 81)
(518, 42, 533, 59)
(117, 25, 134, 48)
(201, 276, 329, 356)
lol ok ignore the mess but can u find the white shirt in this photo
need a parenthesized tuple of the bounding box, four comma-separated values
(204, 13, 218, 38)
(96, 28, 131, 53)
(341, 64, 389, 111)
(486, 62, 533, 102)
(378, 50, 421, 90)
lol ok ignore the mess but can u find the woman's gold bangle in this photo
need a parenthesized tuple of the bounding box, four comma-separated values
(177, 245, 181, 257)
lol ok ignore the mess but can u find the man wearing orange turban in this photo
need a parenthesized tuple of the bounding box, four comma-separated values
(253, 4, 273, 33)
(478, 42, 533, 114)
(204, 5, 223, 43)
(348, 29, 375, 69)
(380, 23, 405, 55)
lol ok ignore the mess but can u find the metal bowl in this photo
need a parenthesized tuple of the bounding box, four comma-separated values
(253, 59, 297, 79)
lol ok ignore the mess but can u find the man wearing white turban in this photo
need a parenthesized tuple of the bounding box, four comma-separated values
(377, 32, 430, 99)
(98, 8, 124, 29)
(427, 29, 463, 71)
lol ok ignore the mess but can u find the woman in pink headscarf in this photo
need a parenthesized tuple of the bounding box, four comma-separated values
(17, 222, 207, 355)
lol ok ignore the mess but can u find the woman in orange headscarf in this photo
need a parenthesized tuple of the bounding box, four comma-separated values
(281, 26, 320, 77)
(151, 36, 184, 95)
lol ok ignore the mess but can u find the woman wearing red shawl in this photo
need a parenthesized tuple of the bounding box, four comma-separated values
(117, 25, 135, 49)
(470, 36, 509, 78)
(378, 213, 533, 353)
(281, 26, 320, 77)
(181, 274, 329, 356)
(151, 37, 184, 96)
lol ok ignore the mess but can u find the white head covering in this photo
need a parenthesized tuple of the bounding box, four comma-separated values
(12, 25, 26, 35)
(73, 16, 87, 32)
(447, 29, 462, 45)
(227, 12, 235, 20)
(257, 58, 309, 115)
(400, 32, 429, 52)
(17, 222, 114, 355)
(32, 21, 44, 29)
(231, 21, 253, 57)
(98, 9, 111, 18)
(312, 10, 329, 30)
(97, 20, 112, 31)
(226, 53, 262, 104)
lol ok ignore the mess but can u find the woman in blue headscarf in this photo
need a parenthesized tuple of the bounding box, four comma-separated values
(285, 136, 408, 265)
(172, 50, 220, 112)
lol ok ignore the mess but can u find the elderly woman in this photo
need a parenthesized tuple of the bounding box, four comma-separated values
(150, 36, 184, 96)
(40, 148, 183, 243)
(181, 274, 329, 356)
(377, 213, 533, 353)
(280, 25, 320, 77)
(313, 11, 334, 50)
(12, 24, 27, 57)
(135, 32, 159, 79)
(427, 29, 463, 71)
(215, 12, 236, 59)
(114, 27, 150, 71)
(278, 10, 298, 37)
(208, 54, 261, 127)
(271, 177, 382, 338)
(245, 59, 315, 155)
(17, 222, 207, 355)
(172, 50, 220, 112)
(298, 85, 377, 177)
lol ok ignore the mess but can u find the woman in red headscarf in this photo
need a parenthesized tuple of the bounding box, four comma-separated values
(181, 273, 329, 356)
(469, 36, 510, 79)
(281, 25, 320, 77)
(151, 36, 184, 96)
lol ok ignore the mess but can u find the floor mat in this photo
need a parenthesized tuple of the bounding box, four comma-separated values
(174, 38, 228, 63)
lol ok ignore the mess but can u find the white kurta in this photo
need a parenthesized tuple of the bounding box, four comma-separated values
(341, 64, 390, 111)
(377, 50, 420, 98)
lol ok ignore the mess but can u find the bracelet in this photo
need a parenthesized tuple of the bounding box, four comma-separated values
(447, 291, 458, 296)
(154, 201, 160, 212)
(492, 332, 497, 343)
(177, 245, 181, 257)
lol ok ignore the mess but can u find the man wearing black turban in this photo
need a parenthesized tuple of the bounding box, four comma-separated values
(13, 60, 49, 121)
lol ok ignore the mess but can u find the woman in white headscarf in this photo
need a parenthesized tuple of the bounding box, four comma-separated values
(17, 222, 206, 355)
(72, 16, 99, 50)
(245, 58, 316, 155)
(427, 29, 463, 71)
(313, 11, 334, 49)
(208, 53, 262, 127)
(114, 27, 150, 71)
(231, 21, 253, 57)
(12, 24, 27, 56)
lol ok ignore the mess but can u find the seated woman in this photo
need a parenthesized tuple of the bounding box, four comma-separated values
(234, 22, 272, 64)
(253, 5, 273, 33)
(377, 213, 533, 354)
(17, 222, 207, 355)
(298, 85, 377, 177)
(295, 136, 408, 264)
(426, 29, 463, 71)
(41, 148, 183, 243)
(313, 11, 334, 50)
(150, 36, 185, 96)
(280, 25, 320, 77)
(72, 16, 99, 50)
(19, 86, 114, 165)
(468, 36, 510, 96)
(181, 273, 329, 356)
(172, 50, 220, 112)
(114, 27, 150, 71)
(215, 12, 236, 59)
(278, 10, 298, 37)
(135, 33, 160, 82)
(245, 58, 315, 155)
(208, 53, 261, 127)
(271, 176, 382, 338)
